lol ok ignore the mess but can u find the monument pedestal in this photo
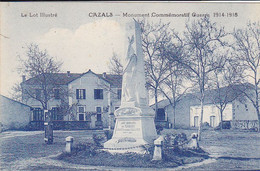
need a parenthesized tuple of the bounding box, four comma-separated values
(104, 106, 157, 154)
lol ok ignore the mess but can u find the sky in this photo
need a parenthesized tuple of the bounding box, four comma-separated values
(0, 2, 260, 98)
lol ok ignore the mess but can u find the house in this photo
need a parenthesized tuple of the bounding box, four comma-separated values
(152, 84, 258, 130)
(0, 95, 31, 131)
(21, 70, 122, 130)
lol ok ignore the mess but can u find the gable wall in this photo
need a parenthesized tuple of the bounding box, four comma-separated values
(0, 96, 31, 130)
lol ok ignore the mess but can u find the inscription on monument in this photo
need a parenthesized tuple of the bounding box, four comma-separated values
(116, 120, 141, 135)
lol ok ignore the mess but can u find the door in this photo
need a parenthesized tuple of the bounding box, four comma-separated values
(79, 114, 84, 121)
(210, 116, 216, 127)
(194, 116, 199, 127)
(157, 108, 166, 121)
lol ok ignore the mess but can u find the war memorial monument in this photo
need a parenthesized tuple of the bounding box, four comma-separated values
(104, 20, 157, 153)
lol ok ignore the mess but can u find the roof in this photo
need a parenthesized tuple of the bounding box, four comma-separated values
(153, 83, 254, 108)
(97, 74, 122, 87)
(21, 70, 122, 87)
(22, 73, 82, 85)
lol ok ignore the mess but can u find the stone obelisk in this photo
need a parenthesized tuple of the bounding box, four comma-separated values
(104, 20, 157, 153)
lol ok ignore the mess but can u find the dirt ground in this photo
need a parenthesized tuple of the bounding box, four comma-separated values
(0, 129, 259, 170)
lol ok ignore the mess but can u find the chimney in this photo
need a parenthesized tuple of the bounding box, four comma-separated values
(102, 72, 107, 78)
(67, 71, 70, 77)
(22, 75, 26, 82)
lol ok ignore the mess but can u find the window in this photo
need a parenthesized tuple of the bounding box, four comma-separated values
(96, 107, 102, 113)
(77, 106, 85, 121)
(115, 107, 120, 110)
(156, 108, 166, 121)
(76, 89, 86, 99)
(54, 89, 60, 99)
(51, 107, 58, 120)
(51, 107, 63, 121)
(94, 89, 103, 99)
(33, 108, 44, 121)
(117, 89, 122, 99)
(78, 106, 85, 113)
(35, 89, 41, 99)
(96, 107, 102, 121)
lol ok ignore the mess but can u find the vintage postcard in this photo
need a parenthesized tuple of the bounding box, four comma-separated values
(0, 1, 260, 170)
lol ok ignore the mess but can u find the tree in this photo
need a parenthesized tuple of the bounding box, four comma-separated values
(158, 31, 189, 128)
(209, 57, 245, 130)
(177, 17, 227, 140)
(140, 20, 173, 117)
(232, 22, 260, 131)
(19, 43, 63, 110)
(159, 63, 190, 128)
(11, 82, 23, 102)
(58, 101, 79, 121)
(108, 53, 123, 75)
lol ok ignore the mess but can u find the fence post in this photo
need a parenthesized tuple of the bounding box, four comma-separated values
(65, 136, 74, 153)
(44, 110, 53, 144)
(152, 136, 164, 161)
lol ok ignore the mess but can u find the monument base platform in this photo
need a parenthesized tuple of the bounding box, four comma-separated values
(103, 138, 149, 154)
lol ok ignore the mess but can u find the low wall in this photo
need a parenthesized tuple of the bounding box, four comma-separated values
(231, 120, 258, 131)
(29, 121, 91, 130)
(155, 120, 170, 128)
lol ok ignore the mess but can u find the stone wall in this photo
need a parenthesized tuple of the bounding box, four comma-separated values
(231, 120, 258, 130)
(29, 121, 91, 130)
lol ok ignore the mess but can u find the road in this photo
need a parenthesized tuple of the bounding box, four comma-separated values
(0, 130, 100, 170)
(0, 129, 259, 170)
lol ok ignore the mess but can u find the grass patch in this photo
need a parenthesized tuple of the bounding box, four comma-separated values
(56, 133, 209, 168)
(57, 145, 208, 168)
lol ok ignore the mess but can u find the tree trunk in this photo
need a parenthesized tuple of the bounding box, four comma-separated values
(220, 109, 223, 131)
(254, 77, 260, 132)
(154, 88, 158, 120)
(198, 98, 204, 141)
(258, 116, 260, 132)
(173, 105, 176, 129)
(256, 107, 260, 132)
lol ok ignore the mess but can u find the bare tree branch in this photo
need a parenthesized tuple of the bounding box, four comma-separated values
(232, 21, 260, 131)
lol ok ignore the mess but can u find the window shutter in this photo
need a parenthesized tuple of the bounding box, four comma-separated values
(76, 89, 79, 99)
(83, 89, 86, 99)
(117, 89, 121, 99)
(100, 89, 103, 99)
(94, 89, 97, 99)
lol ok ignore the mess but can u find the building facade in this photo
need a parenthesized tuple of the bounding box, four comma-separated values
(21, 70, 122, 129)
(153, 84, 259, 130)
(190, 103, 233, 128)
